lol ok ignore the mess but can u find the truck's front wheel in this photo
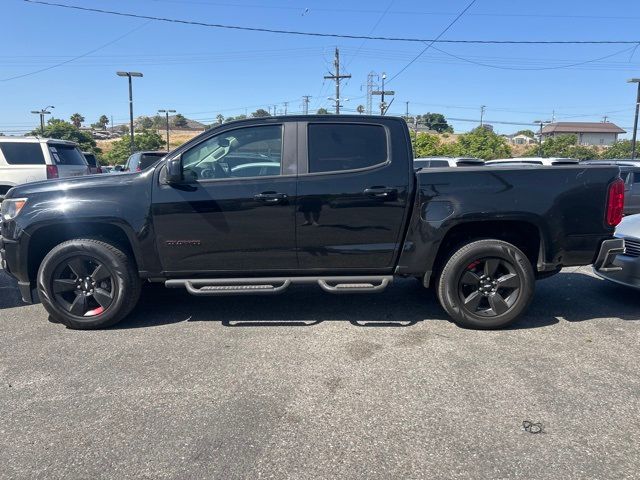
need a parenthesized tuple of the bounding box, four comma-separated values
(37, 239, 141, 329)
(437, 239, 535, 329)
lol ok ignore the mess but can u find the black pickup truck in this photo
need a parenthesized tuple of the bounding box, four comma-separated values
(0, 116, 625, 330)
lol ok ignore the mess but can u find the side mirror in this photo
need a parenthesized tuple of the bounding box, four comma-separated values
(166, 155, 183, 183)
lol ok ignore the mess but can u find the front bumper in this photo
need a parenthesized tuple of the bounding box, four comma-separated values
(594, 241, 640, 290)
(592, 238, 625, 273)
(0, 234, 34, 303)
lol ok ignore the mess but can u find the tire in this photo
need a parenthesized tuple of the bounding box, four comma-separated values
(37, 238, 141, 329)
(437, 239, 535, 329)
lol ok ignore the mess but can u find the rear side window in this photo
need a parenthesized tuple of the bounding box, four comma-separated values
(50, 145, 87, 165)
(307, 124, 387, 173)
(0, 142, 45, 165)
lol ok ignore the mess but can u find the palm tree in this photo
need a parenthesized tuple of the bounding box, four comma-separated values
(70, 113, 85, 128)
(356, 105, 365, 115)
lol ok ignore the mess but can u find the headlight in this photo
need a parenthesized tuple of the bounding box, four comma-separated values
(1, 198, 28, 221)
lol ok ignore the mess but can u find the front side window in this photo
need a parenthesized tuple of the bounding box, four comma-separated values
(182, 125, 282, 181)
(307, 124, 387, 173)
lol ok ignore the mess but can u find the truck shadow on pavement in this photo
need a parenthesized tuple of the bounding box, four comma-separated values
(0, 270, 29, 310)
(115, 270, 640, 330)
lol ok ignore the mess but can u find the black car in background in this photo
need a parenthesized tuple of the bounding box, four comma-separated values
(82, 152, 102, 174)
(124, 151, 166, 172)
(582, 159, 640, 215)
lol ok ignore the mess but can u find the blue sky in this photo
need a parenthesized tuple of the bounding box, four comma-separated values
(2, 0, 640, 136)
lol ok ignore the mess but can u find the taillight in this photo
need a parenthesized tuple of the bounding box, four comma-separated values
(46, 165, 59, 179)
(606, 178, 625, 226)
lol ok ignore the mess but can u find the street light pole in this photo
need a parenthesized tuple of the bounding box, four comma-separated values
(30, 105, 54, 134)
(117, 71, 143, 155)
(158, 109, 176, 152)
(628, 78, 640, 160)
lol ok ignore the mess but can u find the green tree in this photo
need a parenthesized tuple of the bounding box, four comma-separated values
(251, 109, 270, 118)
(412, 132, 443, 157)
(105, 129, 165, 164)
(216, 114, 224, 125)
(69, 113, 85, 128)
(151, 115, 165, 128)
(138, 116, 154, 129)
(524, 134, 599, 160)
(419, 112, 453, 133)
(223, 114, 247, 123)
(454, 127, 512, 160)
(31, 119, 99, 153)
(602, 140, 633, 159)
(172, 113, 188, 127)
(316, 108, 329, 115)
(515, 129, 535, 138)
(91, 115, 109, 130)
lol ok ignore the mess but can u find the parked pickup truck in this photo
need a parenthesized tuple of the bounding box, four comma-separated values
(0, 116, 626, 330)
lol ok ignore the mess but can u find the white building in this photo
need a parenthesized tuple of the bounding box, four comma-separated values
(541, 122, 626, 146)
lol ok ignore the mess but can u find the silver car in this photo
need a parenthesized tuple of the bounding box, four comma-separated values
(595, 214, 640, 289)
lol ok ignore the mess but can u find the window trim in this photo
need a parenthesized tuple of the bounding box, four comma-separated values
(178, 123, 292, 184)
(298, 121, 391, 177)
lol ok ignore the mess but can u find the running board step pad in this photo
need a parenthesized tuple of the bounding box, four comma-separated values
(165, 276, 392, 296)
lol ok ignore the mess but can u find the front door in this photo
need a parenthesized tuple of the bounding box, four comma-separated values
(152, 122, 298, 274)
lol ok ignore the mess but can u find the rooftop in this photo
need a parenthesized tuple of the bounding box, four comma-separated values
(541, 122, 626, 134)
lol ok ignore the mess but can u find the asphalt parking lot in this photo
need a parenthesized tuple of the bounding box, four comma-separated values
(1, 267, 639, 479)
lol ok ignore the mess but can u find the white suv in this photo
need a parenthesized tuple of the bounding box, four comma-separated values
(0, 137, 90, 200)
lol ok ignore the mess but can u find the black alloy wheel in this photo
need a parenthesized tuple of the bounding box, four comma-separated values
(457, 257, 521, 317)
(437, 239, 535, 329)
(38, 238, 141, 329)
(51, 256, 116, 317)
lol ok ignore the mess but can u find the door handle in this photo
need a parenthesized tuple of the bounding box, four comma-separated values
(363, 187, 397, 198)
(254, 192, 288, 204)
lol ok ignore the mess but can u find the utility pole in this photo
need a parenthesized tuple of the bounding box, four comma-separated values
(302, 95, 311, 115)
(602, 115, 609, 123)
(30, 105, 54, 134)
(629, 78, 640, 159)
(158, 109, 176, 152)
(534, 119, 550, 157)
(405, 101, 410, 121)
(372, 72, 395, 115)
(324, 48, 351, 114)
(365, 72, 378, 115)
(480, 105, 486, 126)
(283, 102, 288, 115)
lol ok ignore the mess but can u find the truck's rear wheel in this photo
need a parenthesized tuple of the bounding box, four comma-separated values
(437, 239, 535, 329)
(37, 239, 141, 329)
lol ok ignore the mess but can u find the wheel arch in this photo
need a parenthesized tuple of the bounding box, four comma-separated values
(431, 219, 547, 282)
(26, 221, 142, 284)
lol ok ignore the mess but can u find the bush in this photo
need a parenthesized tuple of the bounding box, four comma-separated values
(105, 129, 165, 164)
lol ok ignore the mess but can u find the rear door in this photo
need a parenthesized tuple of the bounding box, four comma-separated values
(48, 143, 89, 177)
(295, 119, 412, 272)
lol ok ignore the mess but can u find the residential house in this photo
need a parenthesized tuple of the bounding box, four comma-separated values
(540, 122, 626, 146)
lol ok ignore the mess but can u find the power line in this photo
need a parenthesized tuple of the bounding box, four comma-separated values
(388, 0, 477, 83)
(23, 1, 640, 45)
(0, 20, 151, 82)
(344, 0, 395, 69)
(429, 44, 639, 71)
